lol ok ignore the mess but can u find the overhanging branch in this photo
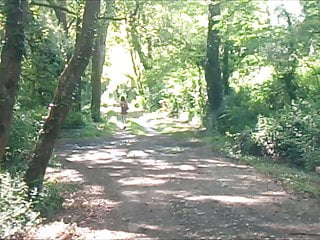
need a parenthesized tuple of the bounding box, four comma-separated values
(30, 1, 76, 15)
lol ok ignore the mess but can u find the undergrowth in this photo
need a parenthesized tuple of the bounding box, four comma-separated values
(0, 172, 72, 238)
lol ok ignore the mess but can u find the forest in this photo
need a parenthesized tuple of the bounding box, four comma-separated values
(0, 0, 320, 238)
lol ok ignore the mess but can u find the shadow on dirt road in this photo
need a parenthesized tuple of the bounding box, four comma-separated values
(30, 114, 320, 239)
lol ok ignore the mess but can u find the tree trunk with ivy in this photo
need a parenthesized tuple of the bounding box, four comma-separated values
(0, 0, 26, 164)
(91, 0, 115, 122)
(204, 0, 223, 130)
(25, 0, 101, 190)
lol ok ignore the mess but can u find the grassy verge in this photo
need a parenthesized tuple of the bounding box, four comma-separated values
(207, 134, 320, 197)
(59, 121, 118, 139)
(128, 119, 148, 135)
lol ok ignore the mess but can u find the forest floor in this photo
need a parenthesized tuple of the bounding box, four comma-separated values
(25, 112, 320, 239)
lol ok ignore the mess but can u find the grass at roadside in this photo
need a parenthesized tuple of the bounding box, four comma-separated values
(207, 134, 320, 198)
(59, 121, 118, 139)
(128, 120, 148, 135)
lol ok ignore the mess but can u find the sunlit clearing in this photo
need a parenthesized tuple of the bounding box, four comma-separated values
(118, 177, 167, 186)
(186, 195, 275, 205)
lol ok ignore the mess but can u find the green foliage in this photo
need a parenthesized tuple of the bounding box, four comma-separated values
(0, 173, 73, 237)
(253, 99, 320, 170)
(20, 14, 65, 108)
(63, 111, 86, 129)
(0, 173, 40, 238)
(60, 117, 117, 139)
(5, 109, 45, 171)
(218, 87, 269, 133)
(33, 181, 66, 218)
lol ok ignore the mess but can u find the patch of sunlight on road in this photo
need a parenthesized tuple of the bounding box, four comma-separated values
(82, 228, 149, 240)
(83, 185, 104, 195)
(118, 177, 168, 186)
(67, 149, 128, 163)
(127, 150, 149, 158)
(260, 191, 287, 196)
(27, 221, 150, 240)
(46, 168, 84, 183)
(176, 164, 197, 171)
(186, 195, 280, 205)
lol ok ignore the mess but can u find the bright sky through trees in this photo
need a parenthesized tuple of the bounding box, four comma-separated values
(267, 0, 303, 25)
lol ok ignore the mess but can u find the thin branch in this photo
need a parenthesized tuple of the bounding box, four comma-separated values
(99, 1, 139, 22)
(98, 16, 126, 21)
(30, 1, 76, 15)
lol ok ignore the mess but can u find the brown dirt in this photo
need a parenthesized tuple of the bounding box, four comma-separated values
(25, 117, 320, 239)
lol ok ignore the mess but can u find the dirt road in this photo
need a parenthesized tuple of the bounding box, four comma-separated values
(29, 118, 320, 239)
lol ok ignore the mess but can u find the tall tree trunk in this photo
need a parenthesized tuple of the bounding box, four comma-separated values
(222, 42, 230, 95)
(72, 17, 83, 115)
(205, 0, 223, 127)
(0, 0, 26, 164)
(25, 0, 101, 190)
(91, 0, 115, 122)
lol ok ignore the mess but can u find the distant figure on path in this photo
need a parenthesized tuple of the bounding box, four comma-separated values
(120, 96, 129, 126)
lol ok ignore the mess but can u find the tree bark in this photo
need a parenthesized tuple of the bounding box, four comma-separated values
(91, 0, 115, 122)
(73, 17, 83, 115)
(25, 0, 101, 190)
(222, 42, 230, 95)
(205, 1, 223, 122)
(0, 0, 26, 164)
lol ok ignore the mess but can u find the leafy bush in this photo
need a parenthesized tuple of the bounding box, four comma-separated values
(253, 99, 320, 170)
(62, 111, 85, 129)
(218, 87, 269, 134)
(4, 109, 44, 171)
(33, 181, 65, 218)
(229, 129, 262, 156)
(0, 173, 71, 237)
(0, 173, 40, 238)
